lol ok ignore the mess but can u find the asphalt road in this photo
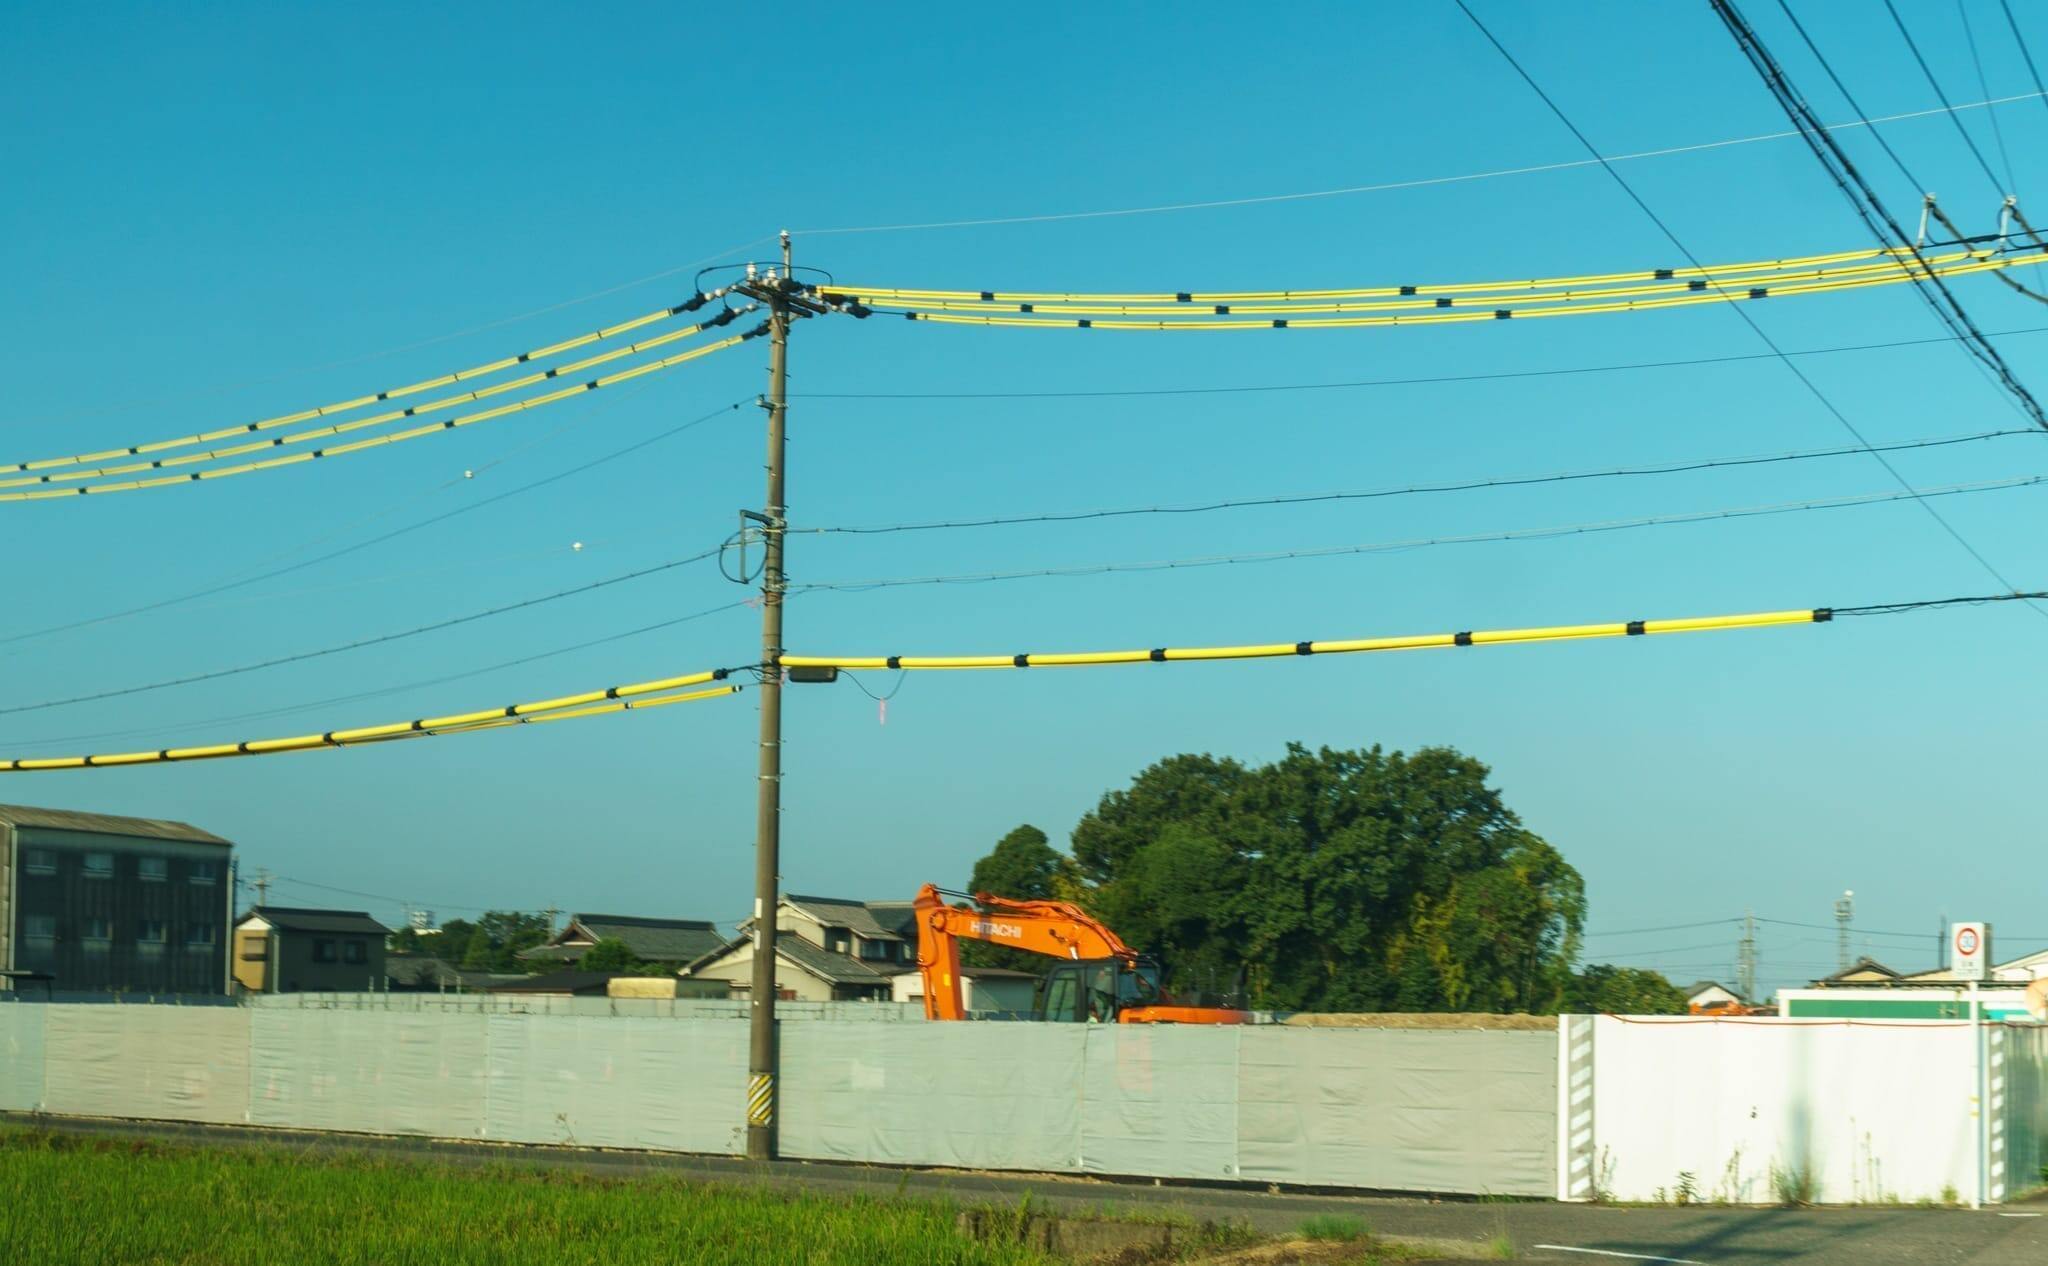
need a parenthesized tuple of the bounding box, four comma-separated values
(7, 1113, 2043, 1264)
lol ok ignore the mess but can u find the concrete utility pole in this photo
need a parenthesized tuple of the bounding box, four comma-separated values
(252, 868, 272, 908)
(743, 232, 794, 1161)
(1737, 910, 1757, 1003)
(1835, 889, 1854, 973)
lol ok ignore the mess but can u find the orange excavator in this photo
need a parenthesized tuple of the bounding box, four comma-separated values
(913, 883, 1252, 1024)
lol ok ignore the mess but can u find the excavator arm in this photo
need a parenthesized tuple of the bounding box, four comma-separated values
(912, 883, 1250, 1024)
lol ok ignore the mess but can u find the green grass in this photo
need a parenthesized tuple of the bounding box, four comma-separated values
(1298, 1214, 1371, 1242)
(0, 1129, 1058, 1265)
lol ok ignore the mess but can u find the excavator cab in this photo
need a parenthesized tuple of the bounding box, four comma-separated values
(1035, 958, 1164, 1023)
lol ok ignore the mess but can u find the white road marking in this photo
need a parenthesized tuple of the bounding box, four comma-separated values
(1997, 1212, 2042, 1218)
(1534, 1247, 1708, 1265)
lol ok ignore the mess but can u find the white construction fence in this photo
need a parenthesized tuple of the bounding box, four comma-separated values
(0, 1000, 2041, 1204)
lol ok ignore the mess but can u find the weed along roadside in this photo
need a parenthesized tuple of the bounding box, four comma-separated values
(0, 1128, 1480, 1266)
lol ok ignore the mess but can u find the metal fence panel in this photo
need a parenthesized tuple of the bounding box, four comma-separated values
(248, 1008, 485, 1138)
(1080, 1025, 1241, 1181)
(0, 1004, 46, 1110)
(2003, 1024, 2048, 1200)
(483, 1015, 747, 1154)
(1236, 1027, 1557, 1196)
(42, 1004, 250, 1124)
(780, 1021, 1086, 1171)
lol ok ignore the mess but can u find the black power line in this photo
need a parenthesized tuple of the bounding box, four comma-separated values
(1999, 0, 2048, 125)
(1955, 0, 2020, 196)
(1885, 0, 2009, 194)
(1713, 0, 2047, 428)
(1467, 0, 2041, 612)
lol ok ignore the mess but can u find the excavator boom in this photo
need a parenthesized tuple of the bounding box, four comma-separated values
(912, 883, 1250, 1024)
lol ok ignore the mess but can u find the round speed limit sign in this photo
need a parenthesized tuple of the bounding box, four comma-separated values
(1957, 927, 1979, 956)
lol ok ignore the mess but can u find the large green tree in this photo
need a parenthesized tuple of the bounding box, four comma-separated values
(1071, 743, 1586, 1013)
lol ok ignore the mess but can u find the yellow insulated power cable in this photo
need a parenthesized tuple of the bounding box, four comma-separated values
(884, 251, 2048, 332)
(0, 326, 766, 503)
(825, 243, 1926, 305)
(0, 308, 755, 492)
(868, 250, 1981, 318)
(7, 291, 726, 475)
(783, 609, 1828, 673)
(0, 670, 740, 771)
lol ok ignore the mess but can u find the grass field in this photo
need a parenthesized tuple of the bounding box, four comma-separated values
(0, 1128, 1061, 1266)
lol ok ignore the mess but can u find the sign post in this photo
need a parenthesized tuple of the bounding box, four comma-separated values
(1952, 921, 1991, 1209)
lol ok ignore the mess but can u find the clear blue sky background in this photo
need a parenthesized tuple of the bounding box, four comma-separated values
(5, 2, 2045, 994)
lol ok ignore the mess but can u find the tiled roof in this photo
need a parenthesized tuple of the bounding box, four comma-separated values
(773, 935, 899, 985)
(0, 803, 230, 845)
(520, 914, 728, 964)
(242, 906, 390, 936)
(782, 895, 918, 943)
(384, 956, 519, 989)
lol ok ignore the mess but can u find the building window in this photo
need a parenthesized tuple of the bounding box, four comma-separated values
(138, 857, 168, 882)
(342, 940, 367, 965)
(83, 852, 114, 879)
(82, 918, 111, 952)
(138, 920, 167, 956)
(312, 939, 338, 963)
(24, 915, 56, 943)
(189, 860, 219, 886)
(185, 924, 217, 950)
(859, 939, 894, 961)
(239, 934, 268, 961)
(24, 848, 56, 875)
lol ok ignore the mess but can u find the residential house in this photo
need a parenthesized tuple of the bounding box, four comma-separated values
(1684, 981, 1742, 1010)
(383, 955, 524, 993)
(516, 913, 728, 970)
(891, 965, 1040, 1015)
(0, 803, 233, 995)
(683, 894, 919, 1002)
(233, 906, 390, 993)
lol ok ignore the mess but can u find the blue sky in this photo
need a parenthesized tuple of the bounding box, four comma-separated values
(5, 2, 2046, 993)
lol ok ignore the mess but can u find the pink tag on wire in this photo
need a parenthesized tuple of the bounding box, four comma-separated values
(878, 698, 888, 726)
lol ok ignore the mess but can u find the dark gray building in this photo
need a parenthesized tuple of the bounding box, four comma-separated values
(233, 907, 390, 993)
(0, 803, 235, 995)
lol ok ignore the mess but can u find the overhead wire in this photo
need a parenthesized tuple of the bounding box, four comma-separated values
(857, 249, 2048, 331)
(10, 592, 2043, 772)
(0, 306, 753, 492)
(792, 475, 2048, 593)
(1883, 0, 2010, 194)
(797, 322, 2048, 399)
(0, 669, 742, 772)
(1481, 0, 2044, 617)
(8, 292, 729, 475)
(1998, 0, 2048, 123)
(804, 428, 2040, 537)
(1955, 0, 2020, 195)
(0, 323, 765, 502)
(0, 544, 732, 719)
(787, 91, 2048, 235)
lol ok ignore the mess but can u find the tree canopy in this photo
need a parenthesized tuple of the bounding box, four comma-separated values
(578, 937, 666, 976)
(962, 825, 1070, 973)
(965, 742, 1597, 1014)
(1563, 964, 1690, 1015)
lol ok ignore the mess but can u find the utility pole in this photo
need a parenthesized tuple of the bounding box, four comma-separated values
(253, 867, 272, 908)
(1835, 889, 1854, 973)
(742, 231, 794, 1161)
(1737, 909, 1757, 1004)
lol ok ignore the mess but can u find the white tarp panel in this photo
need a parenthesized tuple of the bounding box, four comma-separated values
(42, 1005, 249, 1124)
(1237, 1028, 1557, 1196)
(1080, 1025, 1241, 1181)
(0, 1005, 46, 1110)
(1590, 1016, 1977, 1204)
(780, 1022, 1086, 1171)
(483, 1015, 747, 1155)
(249, 1009, 485, 1138)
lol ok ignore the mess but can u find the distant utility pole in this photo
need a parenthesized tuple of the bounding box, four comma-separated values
(731, 232, 831, 1162)
(1835, 889, 1855, 973)
(252, 867, 272, 908)
(1737, 910, 1757, 1003)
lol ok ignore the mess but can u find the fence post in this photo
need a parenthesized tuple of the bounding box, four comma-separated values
(1558, 1015, 1597, 1201)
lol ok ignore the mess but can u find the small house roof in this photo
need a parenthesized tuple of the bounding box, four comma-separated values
(780, 894, 918, 943)
(520, 913, 727, 964)
(0, 803, 230, 846)
(485, 971, 628, 995)
(240, 906, 390, 936)
(1814, 956, 1902, 987)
